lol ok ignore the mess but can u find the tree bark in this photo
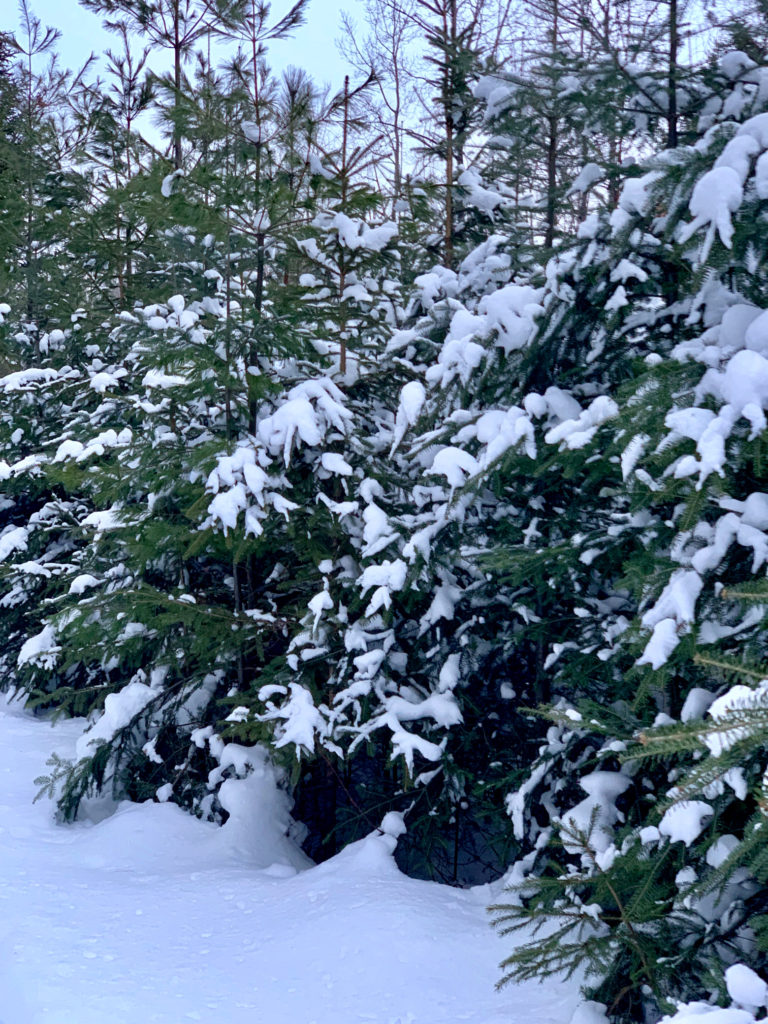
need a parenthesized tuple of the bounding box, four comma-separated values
(667, 0, 678, 150)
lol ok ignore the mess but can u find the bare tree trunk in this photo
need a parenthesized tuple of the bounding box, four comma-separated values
(544, 0, 559, 249)
(339, 75, 350, 374)
(545, 115, 558, 248)
(667, 0, 678, 149)
(443, 0, 456, 268)
(173, 0, 183, 169)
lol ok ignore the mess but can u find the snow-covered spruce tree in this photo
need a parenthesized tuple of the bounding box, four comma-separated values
(265, 224, 554, 880)
(404, 0, 491, 270)
(9, 61, 413, 840)
(200, 100, 416, 862)
(254, 22, 709, 878)
(312, 29, 713, 879)
(475, 1, 593, 252)
(491, 50, 768, 1021)
(0, 35, 24, 306)
(177, 81, 560, 877)
(0, 300, 101, 697)
(0, 56, 312, 820)
(13, 285, 337, 820)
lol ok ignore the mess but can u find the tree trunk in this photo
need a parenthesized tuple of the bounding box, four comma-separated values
(667, 0, 678, 150)
(339, 75, 350, 375)
(443, 0, 457, 269)
(173, 0, 183, 169)
(544, 0, 559, 249)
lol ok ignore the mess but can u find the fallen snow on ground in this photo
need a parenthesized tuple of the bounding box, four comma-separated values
(0, 692, 581, 1024)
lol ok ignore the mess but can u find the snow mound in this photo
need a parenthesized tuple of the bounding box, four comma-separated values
(0, 694, 582, 1024)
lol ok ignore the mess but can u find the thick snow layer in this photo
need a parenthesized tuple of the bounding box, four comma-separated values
(561, 770, 631, 854)
(544, 395, 618, 451)
(0, 692, 581, 1024)
(457, 166, 504, 213)
(390, 380, 426, 453)
(685, 167, 743, 249)
(706, 834, 740, 869)
(0, 525, 28, 562)
(160, 168, 184, 197)
(726, 964, 768, 1008)
(661, 1004, 754, 1024)
(661, 315, 768, 485)
(703, 681, 768, 756)
(658, 800, 713, 846)
(17, 624, 60, 671)
(637, 570, 703, 669)
(681, 687, 715, 722)
(330, 212, 397, 252)
(569, 163, 603, 195)
(75, 681, 157, 761)
(425, 283, 542, 388)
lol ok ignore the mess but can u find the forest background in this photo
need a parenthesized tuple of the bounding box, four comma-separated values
(4, 0, 768, 1020)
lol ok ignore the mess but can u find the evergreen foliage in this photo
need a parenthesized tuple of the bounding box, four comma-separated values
(7, 1, 768, 1019)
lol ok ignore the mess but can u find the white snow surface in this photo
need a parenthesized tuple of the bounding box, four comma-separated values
(725, 964, 768, 1009)
(0, 691, 582, 1024)
(658, 800, 713, 846)
(561, 770, 631, 855)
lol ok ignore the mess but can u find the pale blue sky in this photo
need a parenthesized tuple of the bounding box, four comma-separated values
(9, 0, 360, 91)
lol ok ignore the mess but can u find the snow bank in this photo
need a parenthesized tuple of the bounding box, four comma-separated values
(0, 694, 582, 1024)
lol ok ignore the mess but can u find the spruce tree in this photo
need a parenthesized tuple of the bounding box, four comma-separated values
(491, 45, 768, 1021)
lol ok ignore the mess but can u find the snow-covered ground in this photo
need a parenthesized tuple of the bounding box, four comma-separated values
(0, 691, 581, 1024)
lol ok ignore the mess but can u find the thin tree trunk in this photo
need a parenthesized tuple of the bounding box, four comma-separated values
(544, 0, 559, 249)
(545, 116, 558, 248)
(667, 0, 678, 150)
(443, 0, 456, 269)
(339, 75, 350, 375)
(173, 0, 183, 169)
